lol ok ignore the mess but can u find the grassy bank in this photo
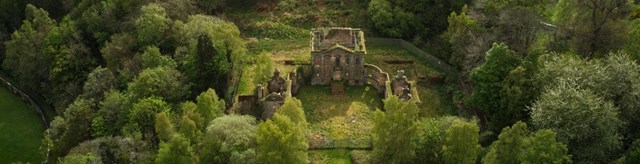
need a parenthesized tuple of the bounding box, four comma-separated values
(0, 87, 45, 163)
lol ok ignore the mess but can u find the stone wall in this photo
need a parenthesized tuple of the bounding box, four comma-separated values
(311, 48, 365, 86)
(363, 64, 390, 96)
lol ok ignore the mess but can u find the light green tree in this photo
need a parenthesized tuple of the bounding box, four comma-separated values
(125, 97, 171, 141)
(413, 116, 465, 163)
(520, 129, 571, 163)
(135, 3, 171, 47)
(625, 19, 640, 61)
(141, 46, 177, 69)
(156, 134, 198, 164)
(202, 115, 258, 164)
(442, 119, 481, 164)
(178, 115, 201, 145)
(128, 66, 190, 103)
(155, 111, 175, 142)
(372, 96, 419, 163)
(256, 114, 308, 164)
(483, 121, 528, 163)
(195, 88, 225, 126)
(91, 91, 133, 137)
(531, 83, 621, 162)
(276, 97, 307, 127)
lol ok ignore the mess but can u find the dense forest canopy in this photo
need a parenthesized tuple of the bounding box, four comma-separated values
(1, 0, 640, 163)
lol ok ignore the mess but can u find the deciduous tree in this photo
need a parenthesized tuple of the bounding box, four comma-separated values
(442, 119, 481, 164)
(372, 96, 419, 163)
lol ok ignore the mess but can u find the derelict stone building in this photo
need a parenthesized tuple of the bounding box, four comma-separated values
(310, 28, 366, 86)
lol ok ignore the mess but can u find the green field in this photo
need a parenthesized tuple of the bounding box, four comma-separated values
(0, 87, 45, 163)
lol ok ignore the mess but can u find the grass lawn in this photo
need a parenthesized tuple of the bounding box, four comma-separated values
(309, 149, 352, 164)
(0, 87, 45, 163)
(296, 85, 381, 122)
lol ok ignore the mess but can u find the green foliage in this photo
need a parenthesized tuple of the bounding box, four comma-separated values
(246, 21, 310, 39)
(372, 96, 419, 163)
(482, 121, 570, 163)
(126, 97, 171, 141)
(135, 3, 171, 47)
(178, 115, 201, 145)
(177, 14, 245, 97)
(202, 115, 258, 164)
(80, 66, 116, 104)
(520, 129, 571, 163)
(256, 114, 308, 164)
(46, 18, 97, 111)
(100, 33, 138, 84)
(58, 153, 98, 164)
(3, 4, 56, 94)
(253, 52, 274, 84)
(413, 116, 465, 163)
(91, 91, 132, 137)
(276, 97, 307, 126)
(156, 134, 198, 164)
(61, 136, 154, 163)
(625, 19, 640, 61)
(470, 43, 523, 131)
(483, 0, 549, 53)
(442, 5, 484, 72)
(155, 112, 175, 142)
(624, 139, 640, 163)
(195, 88, 225, 126)
(368, 0, 470, 40)
(44, 98, 95, 160)
(551, 0, 630, 57)
(141, 46, 177, 69)
(442, 119, 481, 164)
(531, 82, 621, 162)
(180, 101, 206, 131)
(128, 66, 190, 103)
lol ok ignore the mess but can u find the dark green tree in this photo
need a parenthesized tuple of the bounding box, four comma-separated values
(470, 43, 522, 131)
(3, 4, 55, 94)
(44, 98, 95, 160)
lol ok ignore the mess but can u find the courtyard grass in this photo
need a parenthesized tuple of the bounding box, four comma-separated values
(296, 85, 381, 122)
(309, 149, 352, 164)
(0, 87, 45, 163)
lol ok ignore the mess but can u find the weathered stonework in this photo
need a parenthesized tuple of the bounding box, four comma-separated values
(310, 28, 366, 86)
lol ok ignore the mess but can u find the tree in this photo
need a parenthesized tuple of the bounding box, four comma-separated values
(372, 96, 419, 163)
(127, 66, 190, 103)
(520, 130, 571, 163)
(442, 5, 487, 74)
(100, 33, 139, 84)
(141, 46, 177, 69)
(531, 83, 621, 162)
(552, 0, 631, 57)
(256, 114, 308, 163)
(178, 15, 245, 98)
(62, 136, 154, 163)
(44, 98, 95, 160)
(3, 4, 56, 94)
(470, 43, 523, 131)
(442, 119, 481, 164)
(196, 0, 226, 14)
(253, 52, 274, 84)
(135, 3, 171, 47)
(58, 153, 98, 164)
(625, 19, 640, 61)
(178, 115, 201, 145)
(202, 115, 257, 164)
(91, 91, 133, 137)
(368, 0, 471, 40)
(180, 101, 205, 131)
(80, 66, 117, 104)
(413, 116, 465, 163)
(155, 111, 175, 142)
(46, 18, 97, 111)
(156, 134, 198, 164)
(126, 97, 171, 142)
(483, 0, 550, 54)
(276, 97, 307, 126)
(195, 88, 225, 126)
(482, 121, 528, 163)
